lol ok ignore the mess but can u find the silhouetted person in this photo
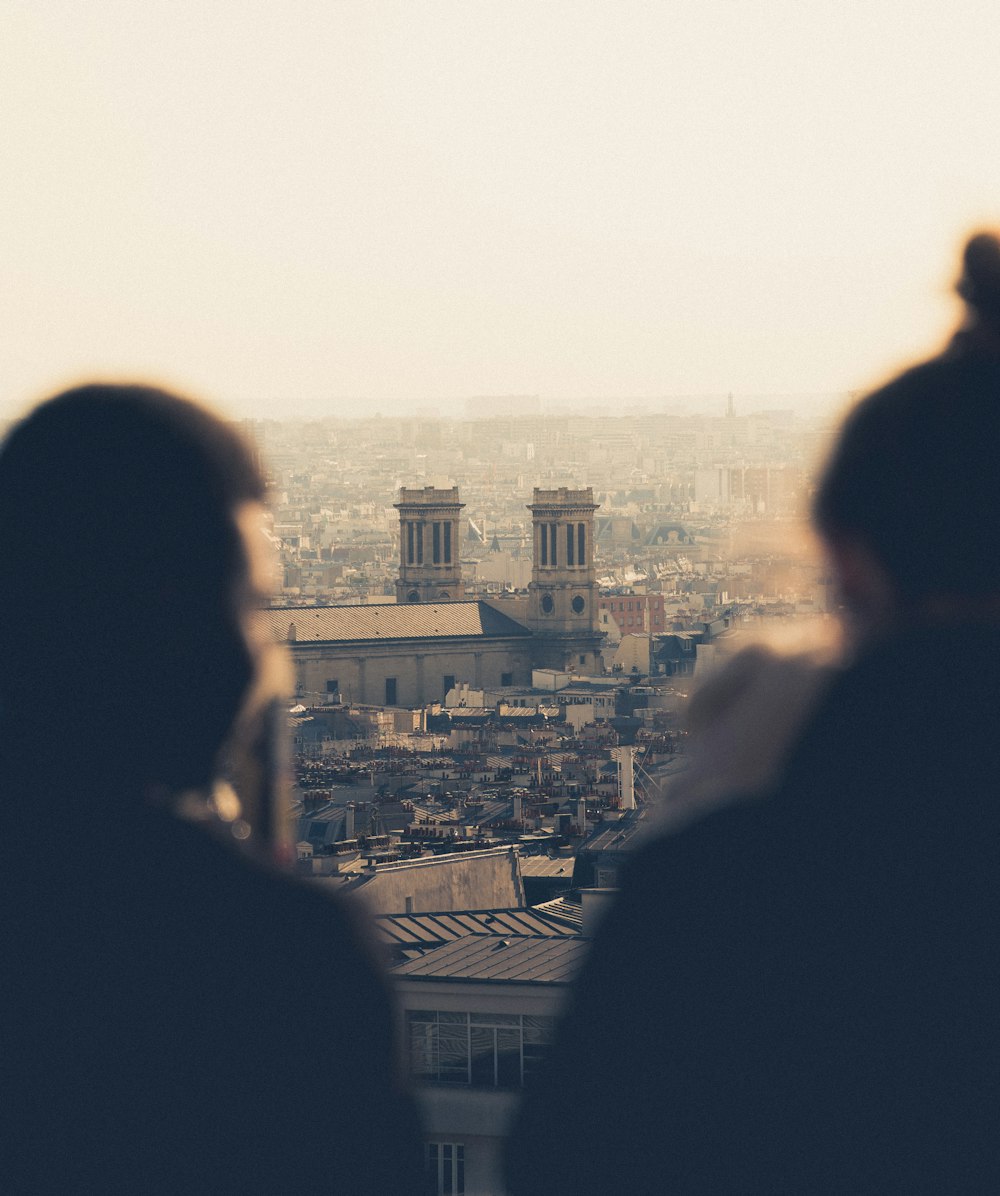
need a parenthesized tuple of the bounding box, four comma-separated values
(506, 233, 1000, 1193)
(0, 385, 426, 1193)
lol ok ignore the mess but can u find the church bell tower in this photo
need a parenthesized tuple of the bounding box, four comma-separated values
(527, 487, 603, 673)
(394, 486, 465, 603)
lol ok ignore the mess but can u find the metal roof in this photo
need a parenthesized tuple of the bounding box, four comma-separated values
(265, 601, 532, 644)
(517, 856, 575, 879)
(392, 934, 589, 984)
(531, 894, 584, 931)
(580, 814, 648, 855)
(375, 907, 579, 948)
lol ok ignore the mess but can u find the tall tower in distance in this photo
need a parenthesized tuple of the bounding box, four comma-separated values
(526, 487, 603, 673)
(394, 486, 465, 603)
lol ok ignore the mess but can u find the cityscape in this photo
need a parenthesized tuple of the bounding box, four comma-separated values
(7, 1, 998, 1189)
(254, 398, 838, 1192)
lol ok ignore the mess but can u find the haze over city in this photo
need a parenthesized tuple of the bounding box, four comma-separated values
(4, 0, 999, 418)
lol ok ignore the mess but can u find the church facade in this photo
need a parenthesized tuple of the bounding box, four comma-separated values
(266, 486, 605, 708)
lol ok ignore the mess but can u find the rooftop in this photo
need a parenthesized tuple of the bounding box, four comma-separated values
(531, 893, 584, 931)
(375, 907, 579, 949)
(266, 600, 532, 644)
(392, 934, 589, 984)
(517, 856, 576, 879)
(580, 812, 649, 855)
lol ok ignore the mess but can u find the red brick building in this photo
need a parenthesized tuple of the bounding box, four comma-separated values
(598, 593, 666, 634)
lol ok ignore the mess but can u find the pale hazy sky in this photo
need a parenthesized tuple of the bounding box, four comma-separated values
(3, 1, 998, 418)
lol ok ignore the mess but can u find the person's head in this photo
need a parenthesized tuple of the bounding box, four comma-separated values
(814, 231, 1000, 636)
(0, 383, 272, 794)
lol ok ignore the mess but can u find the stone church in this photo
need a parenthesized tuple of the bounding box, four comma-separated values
(265, 486, 605, 708)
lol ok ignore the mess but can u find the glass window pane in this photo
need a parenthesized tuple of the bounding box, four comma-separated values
(523, 1016, 555, 1082)
(470, 1026, 495, 1086)
(470, 1012, 518, 1026)
(496, 1028, 521, 1087)
(438, 1023, 469, 1082)
(409, 1013, 437, 1077)
(522, 1015, 556, 1042)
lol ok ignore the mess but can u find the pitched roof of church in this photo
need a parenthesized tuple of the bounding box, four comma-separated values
(266, 600, 532, 644)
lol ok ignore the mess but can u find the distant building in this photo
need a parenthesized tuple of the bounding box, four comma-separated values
(267, 601, 535, 707)
(393, 934, 588, 1196)
(694, 464, 803, 515)
(268, 485, 606, 706)
(394, 486, 466, 604)
(524, 488, 604, 674)
(598, 592, 667, 636)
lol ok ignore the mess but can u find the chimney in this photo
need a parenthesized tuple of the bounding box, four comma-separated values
(581, 888, 618, 936)
(345, 803, 355, 839)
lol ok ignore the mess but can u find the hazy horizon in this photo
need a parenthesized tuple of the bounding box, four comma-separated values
(215, 390, 850, 422)
(4, 2, 997, 420)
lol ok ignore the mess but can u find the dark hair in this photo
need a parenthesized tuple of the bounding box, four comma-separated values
(814, 232, 1000, 605)
(0, 384, 266, 790)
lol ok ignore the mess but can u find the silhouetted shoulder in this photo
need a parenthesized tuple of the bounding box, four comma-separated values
(508, 627, 1000, 1194)
(2, 800, 427, 1195)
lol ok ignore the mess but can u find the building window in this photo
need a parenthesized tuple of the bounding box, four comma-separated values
(501, 672, 513, 687)
(578, 522, 586, 566)
(326, 679, 339, 694)
(426, 1143, 465, 1196)
(579, 654, 586, 665)
(566, 523, 575, 566)
(549, 523, 558, 567)
(417, 524, 424, 565)
(541, 594, 554, 614)
(385, 677, 397, 705)
(443, 675, 455, 700)
(444, 521, 452, 564)
(540, 524, 548, 566)
(408, 590, 421, 603)
(408, 1011, 555, 1089)
(407, 521, 415, 564)
(433, 522, 441, 564)
(571, 596, 585, 614)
